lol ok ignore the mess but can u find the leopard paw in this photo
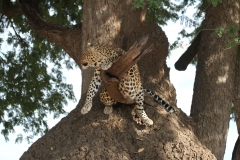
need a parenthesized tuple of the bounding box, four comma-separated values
(142, 118, 153, 126)
(135, 108, 154, 126)
(103, 106, 113, 115)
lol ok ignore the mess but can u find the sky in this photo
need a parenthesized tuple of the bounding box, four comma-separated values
(0, 8, 238, 160)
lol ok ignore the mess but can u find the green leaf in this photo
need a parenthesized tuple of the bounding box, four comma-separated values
(132, 0, 145, 9)
(211, 0, 218, 7)
(15, 134, 23, 144)
(0, 21, 77, 142)
(212, 27, 224, 37)
(209, 0, 222, 7)
(227, 25, 239, 37)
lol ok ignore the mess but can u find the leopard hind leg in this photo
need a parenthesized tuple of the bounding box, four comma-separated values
(100, 87, 117, 114)
(134, 88, 153, 125)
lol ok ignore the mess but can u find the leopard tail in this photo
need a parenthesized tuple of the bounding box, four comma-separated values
(143, 89, 175, 113)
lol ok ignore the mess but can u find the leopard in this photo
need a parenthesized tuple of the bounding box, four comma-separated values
(80, 43, 174, 125)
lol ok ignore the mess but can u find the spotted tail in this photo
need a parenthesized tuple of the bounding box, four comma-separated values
(144, 89, 175, 113)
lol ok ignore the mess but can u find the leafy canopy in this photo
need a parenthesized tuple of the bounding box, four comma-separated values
(0, 0, 82, 143)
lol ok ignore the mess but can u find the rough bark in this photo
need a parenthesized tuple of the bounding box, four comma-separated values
(190, 1, 239, 159)
(1, 0, 221, 159)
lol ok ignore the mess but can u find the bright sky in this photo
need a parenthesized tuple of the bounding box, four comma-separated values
(0, 8, 238, 160)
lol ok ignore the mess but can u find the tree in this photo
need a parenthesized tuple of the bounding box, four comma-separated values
(189, 1, 238, 159)
(175, 1, 240, 159)
(0, 0, 239, 159)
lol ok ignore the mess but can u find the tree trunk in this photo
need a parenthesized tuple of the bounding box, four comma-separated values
(190, 1, 239, 159)
(18, 0, 217, 159)
(233, 42, 240, 160)
(232, 136, 240, 160)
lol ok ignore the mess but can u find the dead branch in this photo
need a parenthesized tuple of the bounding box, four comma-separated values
(100, 35, 153, 103)
(174, 32, 202, 71)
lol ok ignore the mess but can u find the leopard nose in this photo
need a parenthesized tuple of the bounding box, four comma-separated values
(82, 62, 88, 66)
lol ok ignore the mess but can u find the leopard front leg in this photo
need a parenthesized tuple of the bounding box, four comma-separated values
(81, 69, 102, 114)
(100, 87, 116, 114)
(135, 88, 153, 125)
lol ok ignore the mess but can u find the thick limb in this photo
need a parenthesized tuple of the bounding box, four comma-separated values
(100, 87, 116, 114)
(134, 88, 153, 125)
(81, 69, 102, 114)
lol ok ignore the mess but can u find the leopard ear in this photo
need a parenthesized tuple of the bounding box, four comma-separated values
(87, 43, 92, 47)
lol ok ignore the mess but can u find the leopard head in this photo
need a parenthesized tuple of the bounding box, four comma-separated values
(80, 43, 106, 69)
(80, 43, 119, 70)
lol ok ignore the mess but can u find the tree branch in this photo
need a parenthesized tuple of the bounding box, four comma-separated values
(174, 32, 202, 71)
(17, 0, 82, 63)
(0, 0, 23, 18)
(9, 19, 28, 47)
(18, 0, 65, 31)
(101, 35, 153, 103)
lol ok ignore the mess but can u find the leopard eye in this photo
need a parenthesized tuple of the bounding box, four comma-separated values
(82, 62, 88, 66)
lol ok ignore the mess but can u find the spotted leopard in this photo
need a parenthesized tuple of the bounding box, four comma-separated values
(80, 43, 174, 125)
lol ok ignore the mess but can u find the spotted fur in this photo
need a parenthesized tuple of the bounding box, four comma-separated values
(80, 43, 174, 125)
(143, 89, 175, 113)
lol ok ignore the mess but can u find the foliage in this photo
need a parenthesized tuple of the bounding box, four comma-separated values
(0, 0, 83, 142)
(207, 0, 222, 7)
(132, 0, 206, 52)
(211, 24, 240, 69)
(168, 0, 240, 120)
(40, 0, 83, 27)
(132, 0, 188, 25)
(169, 0, 239, 63)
